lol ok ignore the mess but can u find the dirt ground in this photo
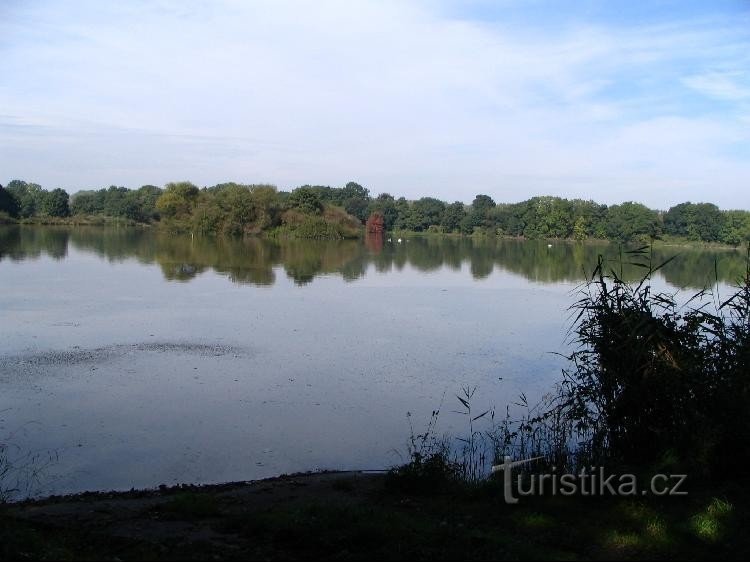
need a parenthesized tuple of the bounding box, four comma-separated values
(2, 471, 747, 560)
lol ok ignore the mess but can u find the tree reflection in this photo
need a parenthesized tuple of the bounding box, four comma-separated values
(0, 226, 69, 261)
(1, 225, 747, 290)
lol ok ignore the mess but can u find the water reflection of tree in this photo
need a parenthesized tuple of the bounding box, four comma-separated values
(1, 225, 746, 289)
(364, 232, 384, 255)
(0, 226, 69, 261)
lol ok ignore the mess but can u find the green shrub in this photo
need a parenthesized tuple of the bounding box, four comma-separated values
(560, 245, 750, 476)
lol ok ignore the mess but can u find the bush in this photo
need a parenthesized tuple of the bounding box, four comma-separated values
(560, 245, 750, 476)
(274, 207, 361, 240)
(386, 451, 461, 494)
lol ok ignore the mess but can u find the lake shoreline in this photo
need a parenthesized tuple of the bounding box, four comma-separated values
(6, 219, 746, 250)
(2, 469, 745, 559)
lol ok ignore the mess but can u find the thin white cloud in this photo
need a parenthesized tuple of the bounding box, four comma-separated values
(683, 72, 750, 101)
(0, 0, 749, 208)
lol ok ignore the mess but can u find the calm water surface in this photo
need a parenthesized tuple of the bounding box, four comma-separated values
(0, 226, 744, 497)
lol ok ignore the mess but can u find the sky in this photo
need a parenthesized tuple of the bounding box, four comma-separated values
(1, 0, 749, 209)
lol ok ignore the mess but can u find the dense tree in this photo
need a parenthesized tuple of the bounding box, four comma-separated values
(441, 201, 466, 232)
(70, 191, 100, 215)
(368, 193, 399, 230)
(522, 196, 574, 239)
(215, 184, 257, 235)
(491, 203, 525, 237)
(289, 186, 324, 215)
(720, 210, 750, 246)
(0, 184, 19, 217)
(569, 199, 608, 239)
(133, 185, 163, 221)
(393, 197, 411, 229)
(339, 182, 370, 223)
(155, 182, 200, 220)
(4, 177, 746, 245)
(6, 180, 44, 218)
(573, 216, 587, 241)
(407, 197, 446, 231)
(340, 181, 369, 201)
(344, 197, 369, 222)
(606, 202, 661, 242)
(40, 188, 70, 217)
(471, 194, 496, 215)
(295, 184, 342, 206)
(247, 185, 280, 229)
(464, 194, 496, 232)
(70, 184, 162, 221)
(665, 202, 728, 242)
(190, 183, 281, 235)
(690, 203, 725, 242)
(664, 202, 693, 237)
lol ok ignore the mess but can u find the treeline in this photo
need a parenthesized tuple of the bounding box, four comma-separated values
(2, 178, 749, 244)
(0, 180, 71, 220)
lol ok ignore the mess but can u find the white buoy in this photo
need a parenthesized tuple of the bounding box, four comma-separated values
(397, 238, 402, 243)
(547, 244, 552, 248)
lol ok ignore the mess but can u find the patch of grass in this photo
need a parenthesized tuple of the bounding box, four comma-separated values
(690, 497, 734, 542)
(331, 477, 357, 493)
(0, 512, 160, 560)
(512, 511, 556, 529)
(222, 499, 546, 560)
(3, 478, 749, 560)
(158, 492, 221, 520)
(603, 529, 643, 550)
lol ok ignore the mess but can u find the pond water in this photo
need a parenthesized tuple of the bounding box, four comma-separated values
(0, 226, 745, 497)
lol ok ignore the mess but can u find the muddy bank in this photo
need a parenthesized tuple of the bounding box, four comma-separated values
(2, 471, 386, 560)
(2, 470, 747, 560)
(6, 471, 381, 541)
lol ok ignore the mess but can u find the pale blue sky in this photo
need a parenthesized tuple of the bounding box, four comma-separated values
(1, 0, 749, 208)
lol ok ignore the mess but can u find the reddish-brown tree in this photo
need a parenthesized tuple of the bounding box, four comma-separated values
(366, 212, 385, 234)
